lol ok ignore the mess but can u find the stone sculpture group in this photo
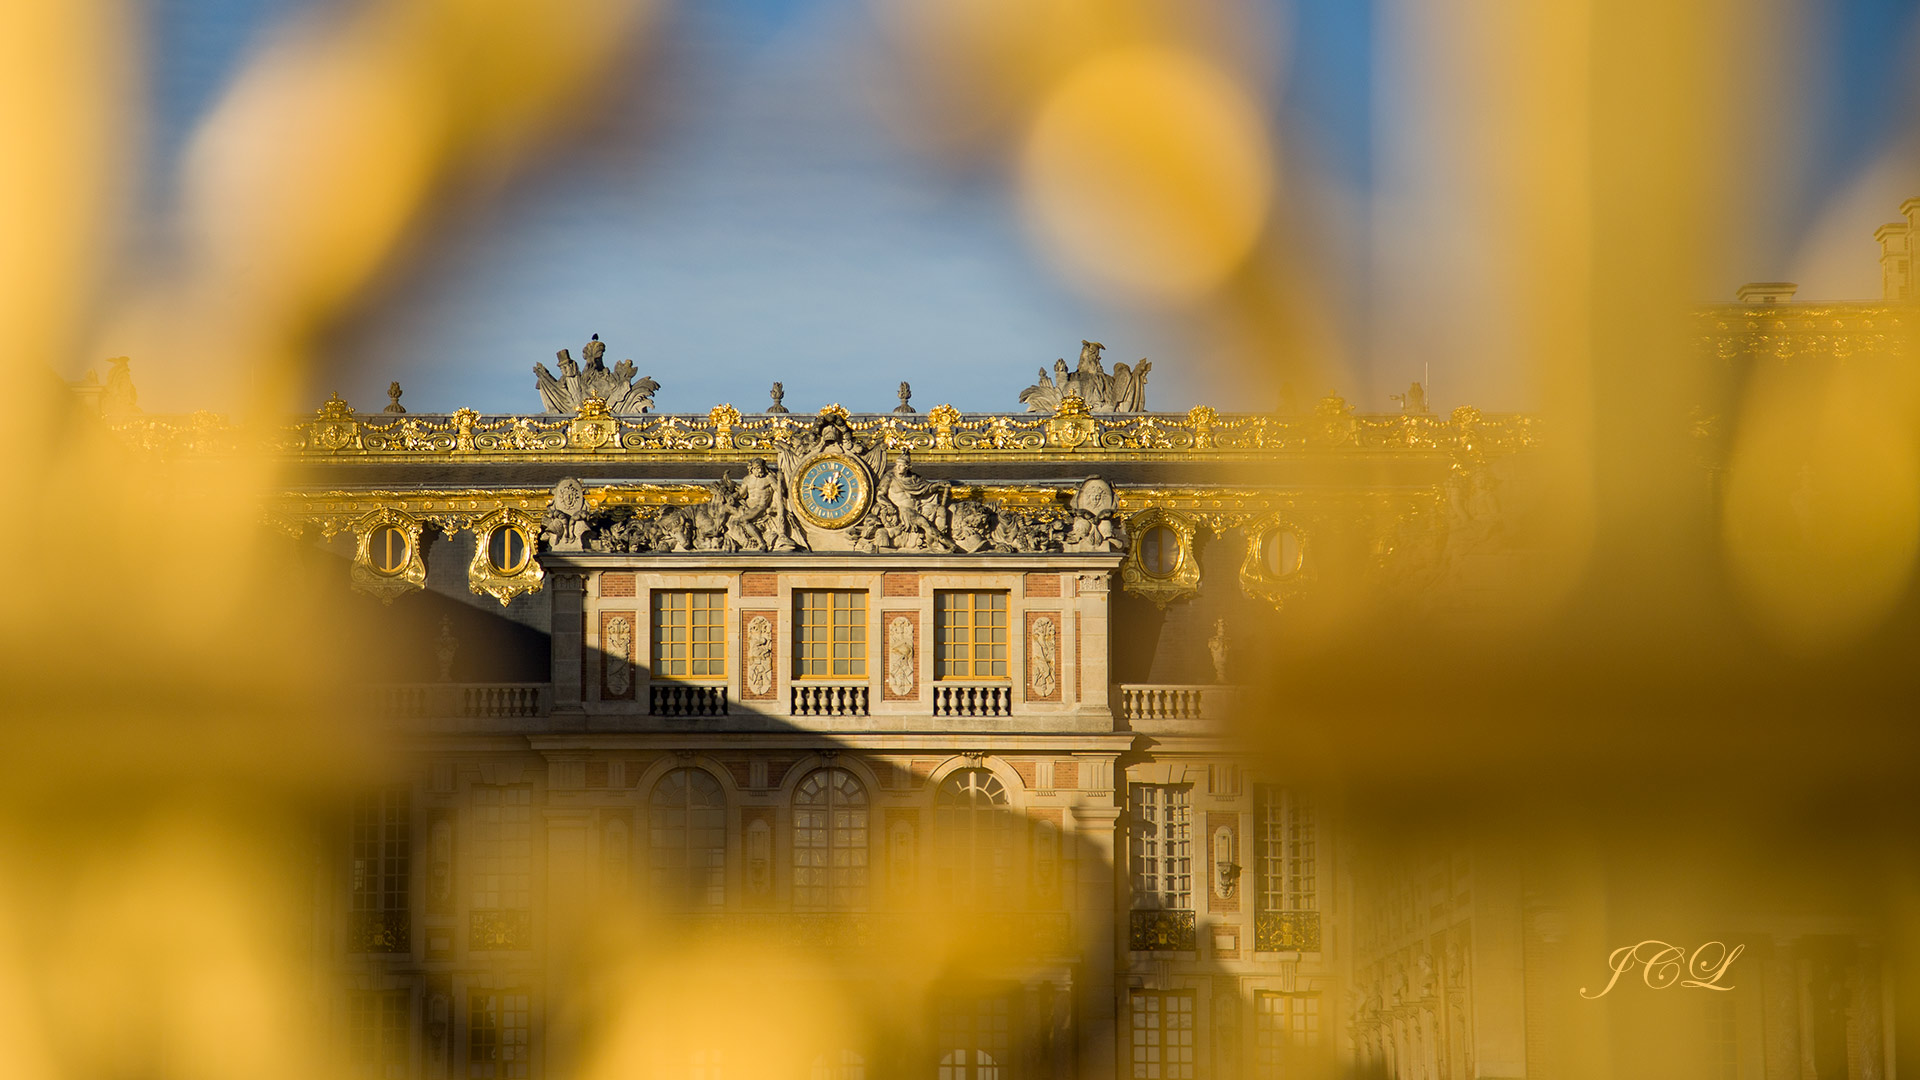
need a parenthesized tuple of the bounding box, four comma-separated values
(1019, 340, 1152, 414)
(533, 334, 660, 414)
(538, 413, 1129, 556)
(528, 333, 1158, 418)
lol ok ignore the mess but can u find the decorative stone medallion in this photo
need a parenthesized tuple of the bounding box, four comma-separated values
(793, 453, 873, 529)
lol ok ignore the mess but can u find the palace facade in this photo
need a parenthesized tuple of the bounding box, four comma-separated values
(87, 202, 1920, 1079)
(236, 351, 1529, 1080)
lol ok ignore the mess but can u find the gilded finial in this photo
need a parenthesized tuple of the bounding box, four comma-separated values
(316, 392, 356, 421)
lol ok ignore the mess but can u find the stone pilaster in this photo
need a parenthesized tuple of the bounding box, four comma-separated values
(1051, 981, 1075, 1079)
(541, 808, 592, 1078)
(1467, 848, 1529, 1078)
(1072, 571, 1112, 719)
(1762, 936, 1802, 1080)
(1072, 802, 1121, 1080)
(549, 572, 586, 729)
(1853, 941, 1885, 1080)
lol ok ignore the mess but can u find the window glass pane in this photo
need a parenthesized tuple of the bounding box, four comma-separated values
(1257, 787, 1316, 913)
(350, 989, 412, 1080)
(793, 768, 869, 911)
(934, 591, 1011, 680)
(650, 768, 726, 909)
(653, 591, 727, 680)
(1255, 992, 1321, 1077)
(1130, 990, 1195, 1079)
(471, 785, 530, 914)
(1130, 784, 1193, 910)
(351, 786, 410, 917)
(795, 590, 866, 678)
(934, 769, 1011, 905)
(937, 995, 1012, 1080)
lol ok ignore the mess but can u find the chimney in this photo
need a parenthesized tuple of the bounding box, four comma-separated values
(1734, 282, 1798, 304)
(1877, 216, 1912, 300)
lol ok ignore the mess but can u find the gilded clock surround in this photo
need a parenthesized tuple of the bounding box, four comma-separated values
(793, 453, 874, 530)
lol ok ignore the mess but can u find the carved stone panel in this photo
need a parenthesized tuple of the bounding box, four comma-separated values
(1207, 812, 1240, 912)
(1029, 806, 1063, 907)
(883, 612, 918, 701)
(601, 611, 636, 700)
(1025, 611, 1062, 702)
(884, 808, 919, 902)
(601, 815, 630, 897)
(742, 809, 774, 906)
(740, 611, 777, 701)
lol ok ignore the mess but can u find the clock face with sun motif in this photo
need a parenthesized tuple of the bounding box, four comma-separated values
(793, 454, 872, 529)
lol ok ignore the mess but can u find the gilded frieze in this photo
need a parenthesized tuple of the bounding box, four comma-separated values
(276, 481, 1469, 605)
(108, 395, 1541, 465)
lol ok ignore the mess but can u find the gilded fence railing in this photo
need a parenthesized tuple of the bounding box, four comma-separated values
(104, 394, 1539, 464)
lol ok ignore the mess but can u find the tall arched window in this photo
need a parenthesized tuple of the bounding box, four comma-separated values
(936, 995, 1010, 1080)
(793, 767, 869, 910)
(809, 1049, 866, 1080)
(934, 769, 1012, 907)
(649, 768, 726, 909)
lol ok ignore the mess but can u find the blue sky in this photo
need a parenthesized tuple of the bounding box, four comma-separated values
(136, 0, 1370, 415)
(135, 0, 1919, 416)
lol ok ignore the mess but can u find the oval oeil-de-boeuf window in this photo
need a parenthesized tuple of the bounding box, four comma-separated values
(1263, 529, 1303, 578)
(370, 525, 411, 576)
(1138, 525, 1180, 577)
(488, 525, 532, 575)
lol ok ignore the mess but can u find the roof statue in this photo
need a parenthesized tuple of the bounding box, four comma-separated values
(101, 356, 139, 418)
(1391, 381, 1431, 415)
(1020, 340, 1152, 414)
(533, 334, 660, 414)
